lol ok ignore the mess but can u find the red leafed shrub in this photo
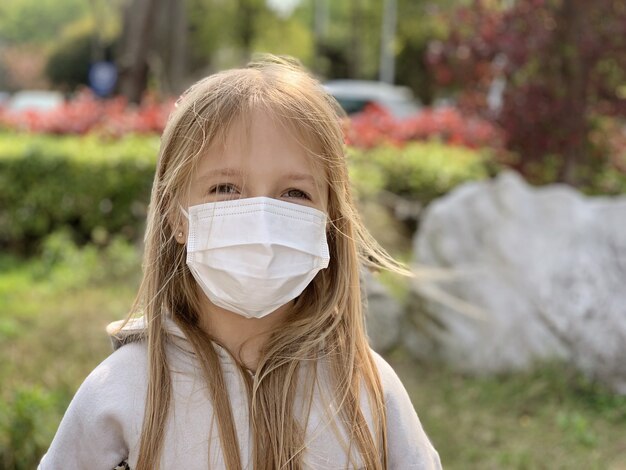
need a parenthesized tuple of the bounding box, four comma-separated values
(427, 0, 626, 185)
(345, 102, 504, 150)
(0, 88, 505, 155)
(0, 88, 175, 137)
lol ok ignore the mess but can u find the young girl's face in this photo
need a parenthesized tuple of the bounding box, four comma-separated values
(185, 109, 329, 213)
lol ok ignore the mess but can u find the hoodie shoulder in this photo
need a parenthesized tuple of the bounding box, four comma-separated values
(39, 341, 148, 470)
(369, 349, 442, 469)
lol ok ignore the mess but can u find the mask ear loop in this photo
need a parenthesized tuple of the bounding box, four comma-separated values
(180, 204, 190, 220)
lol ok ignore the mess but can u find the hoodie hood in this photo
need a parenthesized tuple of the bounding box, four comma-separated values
(105, 315, 240, 368)
(106, 316, 189, 351)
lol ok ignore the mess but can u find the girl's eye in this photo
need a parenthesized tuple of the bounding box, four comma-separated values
(209, 183, 240, 196)
(283, 188, 311, 200)
(207, 183, 239, 201)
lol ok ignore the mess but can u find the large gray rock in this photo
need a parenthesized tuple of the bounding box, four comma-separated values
(408, 170, 626, 394)
(362, 270, 403, 353)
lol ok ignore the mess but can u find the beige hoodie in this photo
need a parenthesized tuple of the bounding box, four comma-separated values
(38, 317, 441, 469)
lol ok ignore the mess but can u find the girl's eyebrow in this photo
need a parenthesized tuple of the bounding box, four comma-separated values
(196, 168, 316, 185)
(196, 168, 244, 180)
(282, 172, 316, 184)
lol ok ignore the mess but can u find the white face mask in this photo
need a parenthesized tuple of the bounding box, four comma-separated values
(182, 197, 330, 318)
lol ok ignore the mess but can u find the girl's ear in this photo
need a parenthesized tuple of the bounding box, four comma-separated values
(166, 197, 189, 245)
(175, 226, 187, 245)
(173, 212, 188, 245)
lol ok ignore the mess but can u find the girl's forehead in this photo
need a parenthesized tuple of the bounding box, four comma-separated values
(196, 109, 326, 178)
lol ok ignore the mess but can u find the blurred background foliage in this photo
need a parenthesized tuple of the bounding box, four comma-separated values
(0, 0, 625, 468)
(0, 0, 623, 190)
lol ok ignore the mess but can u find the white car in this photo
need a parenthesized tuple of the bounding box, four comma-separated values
(0, 91, 9, 107)
(8, 90, 64, 112)
(323, 80, 421, 118)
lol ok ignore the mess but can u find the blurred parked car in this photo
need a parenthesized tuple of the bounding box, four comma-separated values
(323, 80, 421, 118)
(0, 92, 10, 108)
(8, 90, 64, 112)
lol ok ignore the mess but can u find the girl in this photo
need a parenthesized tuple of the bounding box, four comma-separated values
(39, 55, 441, 470)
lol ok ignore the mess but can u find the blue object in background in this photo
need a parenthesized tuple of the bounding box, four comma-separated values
(89, 62, 118, 97)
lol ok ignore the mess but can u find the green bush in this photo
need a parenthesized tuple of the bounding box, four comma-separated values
(348, 141, 494, 203)
(0, 133, 159, 253)
(0, 233, 142, 468)
(45, 15, 118, 91)
(31, 229, 141, 289)
(45, 31, 94, 91)
(0, 386, 68, 470)
(0, 133, 492, 254)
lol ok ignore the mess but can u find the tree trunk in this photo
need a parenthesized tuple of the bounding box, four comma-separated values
(151, 0, 188, 96)
(168, 0, 188, 94)
(117, 0, 159, 103)
(349, 0, 364, 78)
(236, 0, 258, 62)
(557, 0, 589, 185)
(313, 0, 329, 75)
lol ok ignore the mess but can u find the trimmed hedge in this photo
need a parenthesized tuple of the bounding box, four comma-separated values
(0, 133, 159, 253)
(0, 133, 493, 254)
(348, 141, 493, 203)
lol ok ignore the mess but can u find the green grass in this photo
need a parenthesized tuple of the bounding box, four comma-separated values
(1, 237, 625, 469)
(0, 234, 141, 469)
(389, 349, 626, 470)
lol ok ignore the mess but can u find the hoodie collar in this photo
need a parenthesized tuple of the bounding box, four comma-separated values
(106, 315, 233, 362)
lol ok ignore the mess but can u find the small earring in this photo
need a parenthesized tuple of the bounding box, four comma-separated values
(177, 231, 184, 239)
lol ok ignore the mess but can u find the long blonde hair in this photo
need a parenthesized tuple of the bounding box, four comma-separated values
(128, 55, 406, 470)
